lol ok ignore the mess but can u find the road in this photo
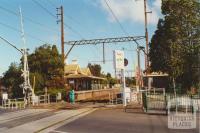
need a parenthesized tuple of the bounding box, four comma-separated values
(0, 107, 199, 133)
(50, 108, 199, 133)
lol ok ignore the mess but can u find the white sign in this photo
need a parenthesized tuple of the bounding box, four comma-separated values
(113, 50, 124, 70)
(2, 93, 8, 100)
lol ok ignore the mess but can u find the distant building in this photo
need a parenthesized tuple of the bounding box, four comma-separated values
(64, 64, 105, 91)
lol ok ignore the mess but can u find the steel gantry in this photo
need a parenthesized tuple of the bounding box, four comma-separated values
(65, 36, 145, 45)
(64, 36, 145, 63)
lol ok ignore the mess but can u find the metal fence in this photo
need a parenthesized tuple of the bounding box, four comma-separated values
(142, 92, 200, 114)
(1, 98, 25, 109)
(0, 94, 54, 109)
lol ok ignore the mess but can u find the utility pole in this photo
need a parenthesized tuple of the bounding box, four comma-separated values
(144, 0, 151, 71)
(137, 45, 141, 91)
(57, 6, 65, 85)
(57, 6, 65, 65)
(103, 43, 105, 64)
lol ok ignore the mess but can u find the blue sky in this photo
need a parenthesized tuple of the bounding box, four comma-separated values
(0, 0, 162, 76)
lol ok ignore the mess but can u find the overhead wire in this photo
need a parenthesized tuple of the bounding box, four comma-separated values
(104, 0, 140, 46)
(32, 0, 57, 18)
(32, 0, 84, 39)
(0, 5, 59, 34)
(31, 0, 109, 62)
(0, 36, 23, 54)
(0, 21, 49, 44)
(104, 0, 129, 36)
(46, 0, 57, 8)
(45, 0, 95, 37)
(104, 0, 141, 69)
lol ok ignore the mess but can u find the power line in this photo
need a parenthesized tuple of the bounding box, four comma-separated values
(46, 0, 95, 36)
(32, 0, 84, 38)
(46, 0, 57, 8)
(104, 0, 140, 46)
(32, 0, 57, 18)
(0, 36, 22, 54)
(104, 0, 129, 36)
(55, 6, 100, 60)
(64, 24, 84, 39)
(0, 5, 59, 34)
(0, 21, 49, 44)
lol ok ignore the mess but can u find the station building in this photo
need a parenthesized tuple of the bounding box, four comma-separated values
(64, 64, 105, 91)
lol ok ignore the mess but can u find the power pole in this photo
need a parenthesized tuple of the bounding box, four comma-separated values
(57, 6, 65, 85)
(103, 43, 105, 64)
(57, 6, 65, 65)
(137, 45, 141, 91)
(144, 0, 151, 71)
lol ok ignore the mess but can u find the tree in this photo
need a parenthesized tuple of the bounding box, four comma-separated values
(87, 63, 101, 77)
(28, 44, 64, 93)
(106, 73, 117, 88)
(2, 44, 64, 97)
(149, 0, 200, 92)
(149, 19, 171, 73)
(1, 63, 23, 98)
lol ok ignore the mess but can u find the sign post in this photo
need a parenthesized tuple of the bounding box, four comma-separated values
(113, 50, 126, 106)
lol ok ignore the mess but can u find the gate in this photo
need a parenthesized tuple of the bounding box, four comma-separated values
(142, 92, 167, 114)
(145, 93, 167, 114)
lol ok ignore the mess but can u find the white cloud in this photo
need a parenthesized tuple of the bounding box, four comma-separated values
(99, 0, 161, 25)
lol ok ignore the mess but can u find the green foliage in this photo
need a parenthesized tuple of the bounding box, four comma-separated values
(1, 63, 24, 98)
(149, 0, 200, 91)
(106, 73, 117, 87)
(2, 44, 64, 98)
(149, 19, 171, 73)
(47, 88, 67, 101)
(87, 63, 101, 77)
(28, 44, 64, 91)
(125, 77, 136, 87)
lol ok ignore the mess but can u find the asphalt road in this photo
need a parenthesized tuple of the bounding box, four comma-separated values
(52, 108, 199, 133)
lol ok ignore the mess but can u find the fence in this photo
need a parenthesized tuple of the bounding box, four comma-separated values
(142, 92, 200, 114)
(1, 98, 25, 109)
(0, 94, 52, 109)
(75, 88, 120, 102)
(37, 94, 50, 104)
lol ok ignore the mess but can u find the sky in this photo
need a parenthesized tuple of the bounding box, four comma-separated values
(0, 0, 162, 76)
